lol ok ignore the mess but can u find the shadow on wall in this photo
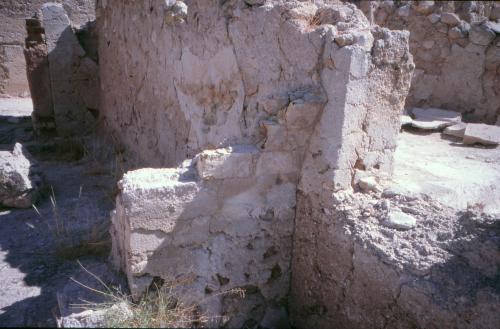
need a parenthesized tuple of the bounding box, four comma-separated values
(24, 4, 100, 138)
(109, 149, 300, 328)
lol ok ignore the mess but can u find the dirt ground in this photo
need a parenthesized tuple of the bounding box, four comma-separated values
(0, 98, 121, 327)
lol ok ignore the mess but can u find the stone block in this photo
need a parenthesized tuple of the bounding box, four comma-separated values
(463, 123, 500, 145)
(42, 3, 97, 136)
(195, 145, 257, 180)
(0, 143, 44, 208)
(118, 168, 217, 232)
(256, 151, 299, 176)
(441, 12, 461, 26)
(469, 24, 496, 46)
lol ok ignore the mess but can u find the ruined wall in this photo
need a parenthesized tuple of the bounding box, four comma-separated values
(101, 0, 414, 327)
(23, 2, 99, 136)
(0, 0, 95, 97)
(352, 0, 500, 124)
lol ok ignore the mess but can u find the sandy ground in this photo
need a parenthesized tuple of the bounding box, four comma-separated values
(392, 130, 500, 214)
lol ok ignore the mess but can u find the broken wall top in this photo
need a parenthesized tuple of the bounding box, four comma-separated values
(353, 0, 500, 124)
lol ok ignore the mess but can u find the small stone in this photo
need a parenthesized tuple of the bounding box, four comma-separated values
(335, 33, 355, 47)
(165, 1, 188, 24)
(436, 22, 449, 34)
(0, 143, 44, 208)
(397, 5, 410, 17)
(382, 185, 418, 200)
(359, 176, 382, 193)
(428, 13, 440, 24)
(469, 24, 496, 46)
(463, 123, 500, 145)
(353, 31, 374, 51)
(422, 40, 435, 49)
(448, 26, 465, 39)
(171, 1, 188, 17)
(244, 0, 265, 5)
(383, 210, 417, 230)
(440, 12, 461, 26)
(413, 1, 434, 15)
(443, 123, 466, 138)
(483, 20, 500, 34)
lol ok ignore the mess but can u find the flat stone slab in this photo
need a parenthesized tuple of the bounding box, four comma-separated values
(410, 119, 454, 130)
(401, 115, 413, 126)
(409, 108, 462, 130)
(443, 122, 466, 138)
(463, 123, 500, 145)
(411, 107, 462, 122)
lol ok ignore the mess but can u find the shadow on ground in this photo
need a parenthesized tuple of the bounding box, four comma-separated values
(0, 112, 120, 326)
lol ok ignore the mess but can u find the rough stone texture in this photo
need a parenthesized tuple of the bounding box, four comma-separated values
(352, 0, 500, 124)
(0, 143, 43, 208)
(23, 18, 55, 134)
(101, 0, 414, 327)
(291, 189, 500, 329)
(111, 152, 298, 328)
(290, 130, 500, 329)
(40, 3, 99, 137)
(0, 0, 95, 97)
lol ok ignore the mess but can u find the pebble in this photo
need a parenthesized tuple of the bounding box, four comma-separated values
(359, 176, 382, 193)
(382, 210, 417, 230)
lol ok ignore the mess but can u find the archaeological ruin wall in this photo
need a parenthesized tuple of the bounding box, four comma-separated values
(352, 0, 500, 124)
(0, 0, 95, 98)
(99, 0, 417, 327)
(27, 3, 100, 136)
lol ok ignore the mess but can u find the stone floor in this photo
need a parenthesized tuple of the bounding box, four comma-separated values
(0, 98, 33, 117)
(392, 130, 500, 214)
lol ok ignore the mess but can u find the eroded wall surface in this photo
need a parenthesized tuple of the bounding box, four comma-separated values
(23, 2, 99, 136)
(352, 0, 500, 124)
(0, 0, 95, 97)
(101, 0, 414, 327)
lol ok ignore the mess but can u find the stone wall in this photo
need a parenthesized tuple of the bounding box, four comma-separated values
(111, 148, 298, 328)
(23, 2, 99, 136)
(101, 0, 414, 327)
(351, 0, 500, 124)
(0, 0, 95, 97)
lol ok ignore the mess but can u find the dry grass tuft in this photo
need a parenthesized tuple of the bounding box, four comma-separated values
(33, 186, 111, 260)
(70, 263, 246, 328)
